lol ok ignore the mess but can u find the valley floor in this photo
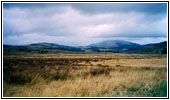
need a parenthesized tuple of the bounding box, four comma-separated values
(3, 53, 167, 97)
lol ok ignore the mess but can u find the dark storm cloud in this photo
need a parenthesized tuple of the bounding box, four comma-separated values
(3, 3, 167, 46)
(4, 3, 167, 14)
(3, 3, 68, 9)
(71, 3, 167, 15)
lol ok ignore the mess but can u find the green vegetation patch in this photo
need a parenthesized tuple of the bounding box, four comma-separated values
(101, 80, 167, 97)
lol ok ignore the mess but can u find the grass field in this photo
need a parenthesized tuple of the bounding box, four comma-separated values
(3, 53, 167, 97)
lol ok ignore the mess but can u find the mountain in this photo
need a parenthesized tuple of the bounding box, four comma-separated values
(28, 43, 82, 51)
(125, 41, 167, 54)
(3, 41, 167, 55)
(88, 40, 141, 52)
(3, 43, 82, 55)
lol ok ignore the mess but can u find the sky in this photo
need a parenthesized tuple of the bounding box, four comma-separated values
(3, 3, 167, 46)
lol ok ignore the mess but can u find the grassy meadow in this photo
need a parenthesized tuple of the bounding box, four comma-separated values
(3, 53, 167, 97)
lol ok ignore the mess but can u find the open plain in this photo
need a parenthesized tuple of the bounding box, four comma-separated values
(3, 53, 167, 97)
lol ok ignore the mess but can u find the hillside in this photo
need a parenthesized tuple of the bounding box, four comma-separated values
(3, 43, 82, 55)
(125, 41, 167, 54)
(88, 40, 141, 52)
(3, 41, 167, 55)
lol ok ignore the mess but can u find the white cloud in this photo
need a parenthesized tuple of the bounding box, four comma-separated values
(3, 5, 167, 46)
(4, 33, 103, 46)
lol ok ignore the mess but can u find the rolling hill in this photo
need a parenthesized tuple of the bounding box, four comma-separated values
(3, 43, 82, 55)
(125, 41, 167, 54)
(88, 40, 141, 52)
(3, 40, 167, 55)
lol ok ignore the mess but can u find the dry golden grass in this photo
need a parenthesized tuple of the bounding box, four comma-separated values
(3, 53, 167, 97)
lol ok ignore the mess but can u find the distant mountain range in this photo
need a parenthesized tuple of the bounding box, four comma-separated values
(3, 40, 167, 55)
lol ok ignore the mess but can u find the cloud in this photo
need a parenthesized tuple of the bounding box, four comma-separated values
(3, 3, 167, 46)
(71, 3, 167, 15)
(4, 33, 102, 46)
(4, 3, 167, 15)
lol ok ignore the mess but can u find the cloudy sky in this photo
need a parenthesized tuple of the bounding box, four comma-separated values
(3, 3, 167, 46)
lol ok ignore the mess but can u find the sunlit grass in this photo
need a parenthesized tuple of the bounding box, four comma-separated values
(3, 53, 167, 97)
